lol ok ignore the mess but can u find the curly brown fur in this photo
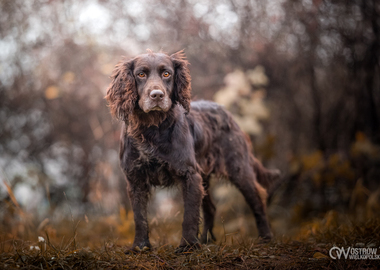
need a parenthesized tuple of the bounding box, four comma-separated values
(170, 50, 191, 113)
(105, 51, 281, 252)
(105, 60, 137, 121)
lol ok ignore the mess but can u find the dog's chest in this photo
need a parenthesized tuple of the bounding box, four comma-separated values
(136, 143, 154, 163)
(135, 144, 175, 187)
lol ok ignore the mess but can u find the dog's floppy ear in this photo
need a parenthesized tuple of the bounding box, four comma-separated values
(170, 50, 191, 113)
(105, 58, 137, 121)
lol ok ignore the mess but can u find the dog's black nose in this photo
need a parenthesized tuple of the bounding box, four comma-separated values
(150, 89, 164, 100)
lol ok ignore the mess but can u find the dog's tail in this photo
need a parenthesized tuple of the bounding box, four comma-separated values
(251, 156, 282, 198)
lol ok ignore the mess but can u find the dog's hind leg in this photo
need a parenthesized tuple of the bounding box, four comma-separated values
(200, 179, 216, 244)
(228, 166, 273, 241)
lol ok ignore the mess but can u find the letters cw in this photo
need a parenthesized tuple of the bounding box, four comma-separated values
(329, 247, 350, 259)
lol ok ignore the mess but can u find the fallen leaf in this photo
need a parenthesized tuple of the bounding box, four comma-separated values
(313, 252, 329, 259)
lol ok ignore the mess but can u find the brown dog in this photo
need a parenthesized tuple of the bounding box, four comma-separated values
(105, 50, 280, 253)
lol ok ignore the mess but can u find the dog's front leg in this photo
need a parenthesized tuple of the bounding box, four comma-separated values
(127, 183, 151, 251)
(176, 172, 204, 253)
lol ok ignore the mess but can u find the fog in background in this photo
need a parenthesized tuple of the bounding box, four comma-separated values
(1, 0, 379, 239)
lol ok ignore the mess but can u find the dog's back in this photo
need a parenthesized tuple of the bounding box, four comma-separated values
(187, 100, 280, 194)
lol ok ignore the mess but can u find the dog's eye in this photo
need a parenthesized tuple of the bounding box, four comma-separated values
(163, 71, 170, 78)
(138, 72, 145, 78)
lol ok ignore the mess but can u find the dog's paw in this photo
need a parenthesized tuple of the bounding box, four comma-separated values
(125, 245, 151, 254)
(174, 243, 201, 254)
(258, 234, 273, 244)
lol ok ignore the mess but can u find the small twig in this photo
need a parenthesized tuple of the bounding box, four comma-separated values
(150, 254, 175, 270)
(45, 231, 59, 253)
(221, 216, 226, 243)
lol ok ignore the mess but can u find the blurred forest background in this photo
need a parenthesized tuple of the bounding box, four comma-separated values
(1, 0, 379, 246)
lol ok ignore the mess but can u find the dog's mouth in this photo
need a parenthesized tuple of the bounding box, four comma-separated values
(143, 105, 165, 113)
(140, 97, 172, 113)
(150, 106, 163, 111)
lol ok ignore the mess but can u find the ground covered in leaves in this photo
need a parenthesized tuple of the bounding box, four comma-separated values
(1, 216, 380, 269)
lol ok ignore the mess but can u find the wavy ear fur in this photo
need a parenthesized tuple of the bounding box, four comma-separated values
(105, 59, 137, 121)
(170, 50, 191, 113)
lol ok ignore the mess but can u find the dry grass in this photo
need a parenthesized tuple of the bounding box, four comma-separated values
(1, 179, 380, 269)
(1, 213, 380, 269)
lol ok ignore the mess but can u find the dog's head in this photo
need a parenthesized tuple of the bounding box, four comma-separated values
(105, 50, 191, 122)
